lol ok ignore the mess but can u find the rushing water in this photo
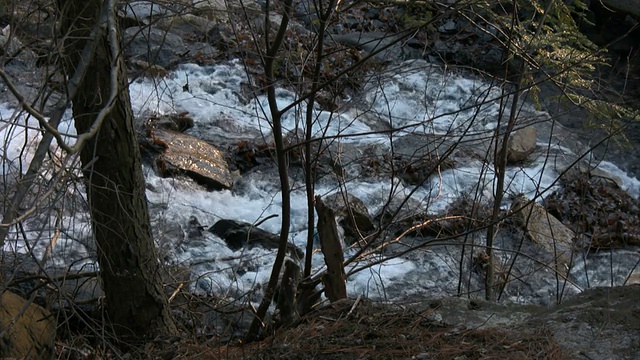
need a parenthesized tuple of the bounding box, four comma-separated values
(1, 59, 639, 306)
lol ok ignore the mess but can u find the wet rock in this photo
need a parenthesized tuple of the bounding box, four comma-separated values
(187, 216, 205, 239)
(510, 196, 576, 272)
(150, 129, 233, 190)
(123, 26, 186, 68)
(0, 291, 55, 359)
(146, 112, 194, 132)
(506, 126, 537, 164)
(209, 219, 303, 259)
(323, 192, 374, 241)
(383, 136, 457, 184)
(379, 195, 490, 240)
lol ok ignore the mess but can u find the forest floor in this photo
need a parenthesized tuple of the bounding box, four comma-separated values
(146, 298, 566, 360)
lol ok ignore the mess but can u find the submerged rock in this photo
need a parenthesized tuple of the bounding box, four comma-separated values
(187, 216, 205, 239)
(209, 219, 303, 259)
(151, 129, 233, 190)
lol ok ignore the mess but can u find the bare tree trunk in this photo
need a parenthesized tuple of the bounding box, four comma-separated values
(245, 0, 295, 342)
(58, 0, 176, 338)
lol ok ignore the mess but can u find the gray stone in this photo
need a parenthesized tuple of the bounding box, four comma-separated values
(155, 13, 217, 37)
(121, 1, 173, 25)
(438, 20, 457, 33)
(523, 285, 640, 359)
(409, 285, 640, 360)
(123, 26, 186, 68)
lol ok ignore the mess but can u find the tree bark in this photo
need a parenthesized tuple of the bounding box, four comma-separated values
(58, 0, 176, 338)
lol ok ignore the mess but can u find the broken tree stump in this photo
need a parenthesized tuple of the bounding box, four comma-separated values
(276, 259, 301, 325)
(315, 195, 347, 302)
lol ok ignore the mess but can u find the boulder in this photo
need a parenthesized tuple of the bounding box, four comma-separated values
(123, 26, 186, 68)
(322, 192, 374, 240)
(0, 291, 55, 359)
(510, 196, 576, 272)
(506, 126, 537, 164)
(155, 13, 217, 38)
(151, 129, 233, 189)
(120, 1, 173, 26)
(208, 219, 303, 259)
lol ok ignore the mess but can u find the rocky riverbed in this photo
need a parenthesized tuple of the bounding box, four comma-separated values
(1, 1, 639, 358)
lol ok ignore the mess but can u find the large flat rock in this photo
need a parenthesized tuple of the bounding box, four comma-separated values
(152, 129, 233, 190)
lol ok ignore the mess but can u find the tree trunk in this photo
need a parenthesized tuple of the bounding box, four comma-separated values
(58, 0, 176, 338)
